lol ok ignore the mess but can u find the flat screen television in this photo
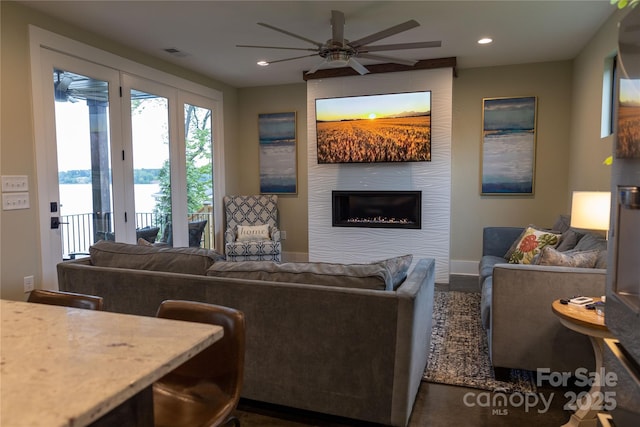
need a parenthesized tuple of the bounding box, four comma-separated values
(315, 91, 432, 164)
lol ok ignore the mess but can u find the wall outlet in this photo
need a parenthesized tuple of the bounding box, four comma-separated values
(23, 276, 34, 293)
(281, 230, 287, 240)
(2, 192, 30, 210)
(1, 175, 29, 192)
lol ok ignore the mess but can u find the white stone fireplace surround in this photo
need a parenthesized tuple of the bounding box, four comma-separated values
(306, 68, 453, 283)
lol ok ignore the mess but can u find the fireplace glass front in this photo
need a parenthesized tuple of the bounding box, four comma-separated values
(332, 191, 421, 229)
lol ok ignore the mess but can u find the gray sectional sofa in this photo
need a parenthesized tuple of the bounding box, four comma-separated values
(479, 219, 607, 374)
(57, 241, 435, 427)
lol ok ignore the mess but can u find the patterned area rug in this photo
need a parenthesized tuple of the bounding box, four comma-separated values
(423, 290, 537, 393)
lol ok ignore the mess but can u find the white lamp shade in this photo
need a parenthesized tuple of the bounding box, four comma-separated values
(570, 191, 611, 230)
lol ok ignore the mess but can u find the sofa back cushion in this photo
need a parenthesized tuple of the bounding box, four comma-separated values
(207, 259, 400, 291)
(90, 240, 223, 275)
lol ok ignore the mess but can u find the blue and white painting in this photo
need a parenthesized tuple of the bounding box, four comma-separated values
(259, 112, 297, 194)
(481, 97, 537, 194)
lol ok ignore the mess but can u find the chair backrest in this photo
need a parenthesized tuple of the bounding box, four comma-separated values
(224, 195, 278, 231)
(27, 289, 104, 310)
(156, 300, 245, 399)
(158, 220, 208, 247)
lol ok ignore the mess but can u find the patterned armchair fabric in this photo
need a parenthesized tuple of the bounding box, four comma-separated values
(224, 195, 282, 262)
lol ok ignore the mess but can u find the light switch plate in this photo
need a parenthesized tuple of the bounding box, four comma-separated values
(2, 192, 30, 210)
(1, 175, 29, 193)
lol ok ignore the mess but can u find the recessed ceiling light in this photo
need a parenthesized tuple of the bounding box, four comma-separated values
(478, 38, 493, 45)
(257, 61, 269, 66)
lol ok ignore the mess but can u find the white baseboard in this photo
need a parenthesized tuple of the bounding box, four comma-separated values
(450, 260, 479, 276)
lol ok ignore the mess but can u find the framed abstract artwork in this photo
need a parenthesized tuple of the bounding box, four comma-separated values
(258, 112, 297, 194)
(481, 96, 537, 195)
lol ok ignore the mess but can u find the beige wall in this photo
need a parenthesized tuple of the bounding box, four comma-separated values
(568, 8, 624, 193)
(236, 85, 309, 258)
(0, 1, 238, 299)
(451, 61, 573, 263)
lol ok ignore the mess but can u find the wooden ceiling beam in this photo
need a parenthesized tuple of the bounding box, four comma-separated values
(302, 57, 457, 81)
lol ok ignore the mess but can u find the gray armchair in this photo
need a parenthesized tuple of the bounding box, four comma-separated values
(224, 195, 281, 262)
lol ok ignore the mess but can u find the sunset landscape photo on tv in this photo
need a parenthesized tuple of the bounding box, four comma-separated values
(315, 91, 432, 163)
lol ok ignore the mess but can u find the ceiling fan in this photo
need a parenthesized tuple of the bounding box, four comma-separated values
(237, 10, 441, 75)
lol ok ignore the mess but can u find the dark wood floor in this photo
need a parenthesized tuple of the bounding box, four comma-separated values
(234, 275, 581, 426)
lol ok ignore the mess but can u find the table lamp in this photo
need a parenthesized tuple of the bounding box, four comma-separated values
(570, 191, 611, 235)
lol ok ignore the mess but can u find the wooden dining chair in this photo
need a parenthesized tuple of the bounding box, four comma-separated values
(153, 300, 245, 427)
(27, 289, 104, 310)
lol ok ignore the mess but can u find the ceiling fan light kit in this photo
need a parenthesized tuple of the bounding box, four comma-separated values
(237, 10, 441, 76)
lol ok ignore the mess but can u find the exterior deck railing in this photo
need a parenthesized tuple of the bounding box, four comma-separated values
(61, 210, 214, 257)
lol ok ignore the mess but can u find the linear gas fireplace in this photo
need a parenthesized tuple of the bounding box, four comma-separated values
(332, 191, 422, 229)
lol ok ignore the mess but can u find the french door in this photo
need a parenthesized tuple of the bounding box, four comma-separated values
(35, 47, 220, 287)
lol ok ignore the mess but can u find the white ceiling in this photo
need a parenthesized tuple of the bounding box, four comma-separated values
(20, 0, 616, 88)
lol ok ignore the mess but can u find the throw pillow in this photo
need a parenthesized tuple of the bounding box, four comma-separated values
(551, 214, 571, 233)
(503, 224, 548, 260)
(508, 226, 560, 264)
(374, 254, 413, 290)
(536, 247, 599, 268)
(555, 228, 584, 252)
(188, 220, 208, 247)
(236, 224, 270, 241)
(137, 237, 153, 247)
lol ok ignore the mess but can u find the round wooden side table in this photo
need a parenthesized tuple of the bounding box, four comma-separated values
(551, 298, 614, 427)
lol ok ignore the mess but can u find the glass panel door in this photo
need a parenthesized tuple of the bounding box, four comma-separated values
(184, 103, 214, 248)
(130, 90, 170, 244)
(53, 69, 114, 258)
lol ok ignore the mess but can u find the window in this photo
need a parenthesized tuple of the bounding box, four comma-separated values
(602, 55, 617, 138)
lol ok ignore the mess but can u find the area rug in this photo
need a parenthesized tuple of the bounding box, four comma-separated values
(423, 290, 537, 393)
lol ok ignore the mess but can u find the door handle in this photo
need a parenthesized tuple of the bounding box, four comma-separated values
(50, 217, 69, 229)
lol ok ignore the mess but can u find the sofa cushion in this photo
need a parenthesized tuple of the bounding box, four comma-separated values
(536, 247, 600, 268)
(480, 276, 492, 330)
(207, 259, 395, 291)
(508, 226, 560, 264)
(90, 240, 224, 275)
(479, 255, 507, 288)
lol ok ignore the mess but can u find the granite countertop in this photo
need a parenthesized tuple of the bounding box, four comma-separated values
(0, 299, 223, 427)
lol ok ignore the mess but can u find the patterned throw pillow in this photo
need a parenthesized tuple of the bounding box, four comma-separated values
(508, 226, 560, 264)
(236, 224, 270, 241)
(536, 247, 600, 268)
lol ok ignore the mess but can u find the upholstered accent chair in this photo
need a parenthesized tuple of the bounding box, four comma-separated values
(224, 195, 281, 262)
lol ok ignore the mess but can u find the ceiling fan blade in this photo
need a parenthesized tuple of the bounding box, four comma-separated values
(359, 41, 441, 52)
(264, 53, 319, 65)
(347, 58, 370, 75)
(236, 44, 319, 52)
(257, 22, 324, 48)
(305, 58, 328, 75)
(358, 53, 417, 67)
(349, 20, 420, 49)
(331, 10, 345, 44)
